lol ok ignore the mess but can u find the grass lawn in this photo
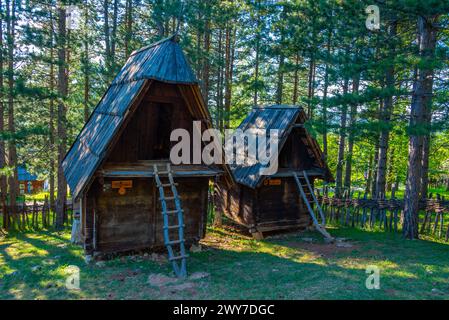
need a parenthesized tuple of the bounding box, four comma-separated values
(1, 226, 449, 300)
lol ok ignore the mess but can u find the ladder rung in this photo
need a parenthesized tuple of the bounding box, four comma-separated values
(164, 209, 183, 215)
(164, 224, 185, 229)
(156, 171, 170, 175)
(158, 183, 178, 187)
(169, 254, 189, 261)
(160, 196, 176, 201)
(166, 240, 184, 245)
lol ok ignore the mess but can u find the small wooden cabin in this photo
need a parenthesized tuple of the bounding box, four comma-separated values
(215, 105, 332, 239)
(18, 166, 44, 194)
(63, 36, 231, 256)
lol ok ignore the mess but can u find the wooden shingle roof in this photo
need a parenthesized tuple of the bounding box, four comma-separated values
(230, 105, 331, 188)
(62, 36, 200, 199)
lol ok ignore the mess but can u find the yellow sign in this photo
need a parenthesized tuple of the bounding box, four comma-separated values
(264, 179, 281, 186)
(112, 180, 133, 195)
(112, 180, 133, 189)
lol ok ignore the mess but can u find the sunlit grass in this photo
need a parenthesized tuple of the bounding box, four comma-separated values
(1, 226, 449, 299)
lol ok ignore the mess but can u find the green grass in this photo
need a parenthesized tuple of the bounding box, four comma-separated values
(23, 192, 52, 202)
(14, 192, 72, 204)
(388, 187, 449, 199)
(1, 226, 449, 300)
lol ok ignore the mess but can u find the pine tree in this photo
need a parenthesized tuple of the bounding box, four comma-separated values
(403, 13, 441, 239)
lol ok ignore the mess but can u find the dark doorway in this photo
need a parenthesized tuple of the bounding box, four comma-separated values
(152, 103, 173, 160)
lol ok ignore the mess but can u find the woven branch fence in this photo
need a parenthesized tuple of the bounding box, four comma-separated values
(317, 188, 449, 241)
(0, 198, 74, 231)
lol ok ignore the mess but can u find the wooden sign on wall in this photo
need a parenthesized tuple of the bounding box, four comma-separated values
(111, 180, 133, 195)
(263, 179, 282, 186)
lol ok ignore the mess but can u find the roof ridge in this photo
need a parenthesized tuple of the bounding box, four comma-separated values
(252, 104, 303, 110)
(130, 34, 178, 57)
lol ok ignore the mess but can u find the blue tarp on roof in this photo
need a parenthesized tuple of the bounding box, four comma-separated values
(62, 36, 199, 199)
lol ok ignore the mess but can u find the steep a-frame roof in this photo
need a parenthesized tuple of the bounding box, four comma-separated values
(62, 36, 205, 199)
(230, 105, 332, 188)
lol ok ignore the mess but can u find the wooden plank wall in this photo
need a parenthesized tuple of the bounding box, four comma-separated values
(86, 177, 209, 254)
(216, 177, 312, 233)
(255, 177, 311, 228)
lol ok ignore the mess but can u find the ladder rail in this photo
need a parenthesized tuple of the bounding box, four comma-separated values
(153, 163, 188, 278)
(302, 170, 326, 225)
(293, 172, 320, 226)
(292, 171, 334, 242)
(167, 164, 187, 272)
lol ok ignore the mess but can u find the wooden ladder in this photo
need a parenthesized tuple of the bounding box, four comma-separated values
(153, 163, 188, 278)
(292, 170, 334, 242)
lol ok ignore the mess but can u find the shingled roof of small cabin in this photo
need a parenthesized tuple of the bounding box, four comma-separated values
(230, 105, 332, 188)
(62, 35, 209, 199)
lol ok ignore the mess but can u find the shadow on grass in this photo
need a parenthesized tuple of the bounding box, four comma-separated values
(0, 230, 86, 299)
(1, 226, 449, 299)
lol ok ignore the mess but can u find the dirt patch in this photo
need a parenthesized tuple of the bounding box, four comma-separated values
(288, 241, 360, 257)
(109, 269, 142, 282)
(147, 273, 179, 287)
(146, 273, 200, 298)
(190, 272, 210, 280)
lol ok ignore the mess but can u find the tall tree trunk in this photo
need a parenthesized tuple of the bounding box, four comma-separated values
(253, 1, 261, 106)
(403, 15, 439, 240)
(386, 146, 396, 192)
(195, 9, 202, 80)
(307, 57, 316, 118)
(292, 53, 299, 104)
(344, 76, 359, 191)
(49, 9, 56, 210)
(216, 28, 223, 131)
(420, 112, 431, 198)
(124, 0, 133, 57)
(103, 0, 114, 78)
(154, 0, 165, 37)
(276, 53, 284, 105)
(202, 10, 211, 106)
(83, 2, 90, 122)
(371, 140, 379, 197)
(365, 151, 374, 194)
(276, 7, 286, 105)
(56, 5, 68, 229)
(6, 0, 18, 213)
(335, 78, 349, 197)
(224, 25, 235, 130)
(110, 0, 118, 73)
(253, 39, 260, 106)
(0, 0, 8, 228)
(321, 29, 332, 162)
(375, 19, 397, 198)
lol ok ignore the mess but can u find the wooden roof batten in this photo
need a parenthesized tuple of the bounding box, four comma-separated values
(230, 104, 333, 189)
(62, 35, 232, 200)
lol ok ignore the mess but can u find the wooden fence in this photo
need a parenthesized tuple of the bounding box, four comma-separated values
(0, 198, 74, 231)
(317, 188, 449, 241)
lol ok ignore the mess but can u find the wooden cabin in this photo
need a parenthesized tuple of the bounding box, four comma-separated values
(215, 105, 332, 239)
(63, 36, 231, 257)
(18, 166, 44, 194)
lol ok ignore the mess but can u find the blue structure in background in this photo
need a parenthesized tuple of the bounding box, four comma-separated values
(17, 166, 43, 194)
